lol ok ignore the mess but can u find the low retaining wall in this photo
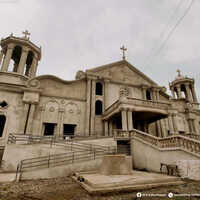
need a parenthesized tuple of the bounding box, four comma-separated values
(19, 159, 102, 181)
(3, 144, 70, 172)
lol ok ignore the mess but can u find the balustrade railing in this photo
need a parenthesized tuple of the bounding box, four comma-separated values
(114, 129, 200, 156)
(127, 97, 171, 109)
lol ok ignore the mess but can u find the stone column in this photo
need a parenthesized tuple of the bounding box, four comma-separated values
(121, 109, 128, 131)
(18, 47, 29, 75)
(30, 55, 38, 78)
(104, 121, 109, 136)
(109, 120, 113, 136)
(127, 110, 133, 131)
(156, 121, 162, 137)
(176, 85, 182, 99)
(172, 113, 178, 134)
(90, 79, 96, 135)
(191, 85, 198, 103)
(171, 88, 175, 99)
(26, 104, 36, 134)
(85, 79, 91, 136)
(0, 50, 3, 66)
(1, 44, 14, 72)
(185, 83, 192, 102)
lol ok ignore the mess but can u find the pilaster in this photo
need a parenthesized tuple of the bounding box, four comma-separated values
(58, 108, 64, 137)
(90, 79, 96, 135)
(168, 114, 174, 135)
(172, 113, 178, 134)
(85, 79, 91, 136)
(109, 120, 113, 136)
(39, 106, 45, 136)
(26, 104, 36, 134)
(104, 79, 110, 110)
(104, 121, 109, 136)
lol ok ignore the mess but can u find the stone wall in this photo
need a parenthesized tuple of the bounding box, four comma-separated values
(177, 160, 200, 180)
(131, 137, 199, 173)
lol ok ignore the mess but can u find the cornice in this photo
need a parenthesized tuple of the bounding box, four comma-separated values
(0, 36, 41, 60)
(41, 94, 86, 102)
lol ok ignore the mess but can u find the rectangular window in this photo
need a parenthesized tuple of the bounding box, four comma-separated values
(63, 124, 76, 138)
(44, 123, 56, 136)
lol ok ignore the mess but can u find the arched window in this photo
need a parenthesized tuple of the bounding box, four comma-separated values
(25, 51, 34, 76)
(95, 100, 103, 115)
(0, 115, 6, 137)
(180, 84, 186, 99)
(146, 90, 151, 100)
(96, 82, 103, 96)
(11, 45, 22, 72)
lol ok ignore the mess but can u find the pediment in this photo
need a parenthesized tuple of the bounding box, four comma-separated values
(87, 60, 158, 86)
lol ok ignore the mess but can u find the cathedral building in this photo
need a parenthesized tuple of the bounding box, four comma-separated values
(0, 32, 199, 145)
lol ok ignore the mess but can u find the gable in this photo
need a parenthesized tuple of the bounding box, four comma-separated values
(87, 60, 158, 86)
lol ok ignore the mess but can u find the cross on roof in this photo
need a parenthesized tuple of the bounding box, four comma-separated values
(22, 30, 30, 39)
(120, 45, 127, 60)
(177, 69, 181, 77)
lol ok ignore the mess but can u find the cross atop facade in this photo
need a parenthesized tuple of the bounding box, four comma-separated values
(22, 30, 30, 39)
(177, 69, 181, 77)
(120, 45, 127, 60)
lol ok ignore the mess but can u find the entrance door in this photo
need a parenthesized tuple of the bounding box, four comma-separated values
(0, 115, 6, 137)
(63, 124, 76, 138)
(44, 123, 56, 136)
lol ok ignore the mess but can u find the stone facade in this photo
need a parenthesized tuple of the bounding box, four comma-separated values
(0, 33, 199, 145)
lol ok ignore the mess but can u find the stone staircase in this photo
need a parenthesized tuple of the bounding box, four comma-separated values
(115, 129, 200, 158)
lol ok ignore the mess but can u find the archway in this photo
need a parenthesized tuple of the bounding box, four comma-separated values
(96, 82, 103, 96)
(95, 100, 103, 115)
(25, 51, 34, 76)
(0, 115, 6, 137)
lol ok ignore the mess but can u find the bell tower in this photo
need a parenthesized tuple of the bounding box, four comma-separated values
(0, 31, 41, 78)
(169, 69, 198, 103)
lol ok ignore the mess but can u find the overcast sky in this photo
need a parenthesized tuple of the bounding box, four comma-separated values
(0, 0, 199, 100)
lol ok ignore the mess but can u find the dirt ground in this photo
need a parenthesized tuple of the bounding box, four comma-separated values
(0, 176, 200, 200)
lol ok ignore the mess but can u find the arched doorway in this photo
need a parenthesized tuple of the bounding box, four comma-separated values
(0, 115, 6, 137)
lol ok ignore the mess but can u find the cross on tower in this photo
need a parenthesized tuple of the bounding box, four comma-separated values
(177, 69, 181, 77)
(120, 45, 127, 60)
(22, 30, 30, 39)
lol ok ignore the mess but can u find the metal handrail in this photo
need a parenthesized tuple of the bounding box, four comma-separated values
(16, 147, 116, 175)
